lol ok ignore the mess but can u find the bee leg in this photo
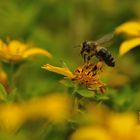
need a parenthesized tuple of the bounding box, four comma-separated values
(98, 60, 103, 71)
(87, 55, 92, 65)
(83, 54, 87, 63)
(90, 53, 94, 59)
(88, 53, 94, 65)
(91, 61, 103, 75)
(91, 65, 98, 76)
(87, 53, 94, 62)
(80, 49, 84, 57)
(87, 56, 91, 61)
(80, 50, 86, 62)
(83, 53, 90, 64)
(92, 65, 98, 72)
(87, 53, 94, 64)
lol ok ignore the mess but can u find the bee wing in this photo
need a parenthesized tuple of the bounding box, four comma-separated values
(96, 32, 115, 47)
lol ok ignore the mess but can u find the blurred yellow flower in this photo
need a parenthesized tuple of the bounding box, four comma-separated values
(71, 126, 111, 140)
(116, 21, 140, 36)
(42, 63, 106, 93)
(115, 21, 140, 56)
(0, 67, 8, 89)
(0, 93, 72, 133)
(0, 104, 25, 133)
(24, 93, 72, 123)
(107, 113, 137, 140)
(0, 40, 52, 63)
(71, 107, 140, 140)
(84, 102, 109, 124)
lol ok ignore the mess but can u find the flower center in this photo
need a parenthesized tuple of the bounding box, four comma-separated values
(72, 63, 106, 93)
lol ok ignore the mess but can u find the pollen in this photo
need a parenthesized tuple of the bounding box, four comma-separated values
(72, 63, 106, 93)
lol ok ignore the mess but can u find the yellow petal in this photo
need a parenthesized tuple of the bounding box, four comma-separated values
(0, 40, 7, 49)
(108, 113, 137, 138)
(24, 94, 72, 122)
(119, 38, 140, 56)
(0, 40, 9, 61)
(8, 40, 27, 55)
(42, 64, 74, 78)
(115, 21, 140, 36)
(0, 68, 7, 86)
(23, 48, 52, 59)
(71, 126, 111, 140)
(0, 104, 25, 132)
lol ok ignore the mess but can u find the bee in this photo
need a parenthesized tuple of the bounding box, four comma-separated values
(80, 33, 115, 67)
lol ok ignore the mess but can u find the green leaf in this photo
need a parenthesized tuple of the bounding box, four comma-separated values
(95, 93, 109, 101)
(59, 79, 75, 87)
(7, 88, 18, 102)
(0, 83, 7, 102)
(76, 88, 95, 98)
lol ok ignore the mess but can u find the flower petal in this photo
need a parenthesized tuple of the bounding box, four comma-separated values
(25, 94, 72, 122)
(8, 40, 27, 55)
(23, 48, 52, 59)
(119, 38, 140, 56)
(108, 113, 137, 137)
(115, 21, 140, 36)
(0, 40, 7, 49)
(42, 64, 74, 78)
(0, 104, 25, 132)
(71, 126, 111, 140)
(0, 40, 9, 61)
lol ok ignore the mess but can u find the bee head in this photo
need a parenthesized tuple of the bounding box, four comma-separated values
(82, 41, 88, 48)
(81, 41, 91, 54)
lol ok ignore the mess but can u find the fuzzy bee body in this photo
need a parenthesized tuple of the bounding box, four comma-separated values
(80, 33, 115, 67)
(95, 47, 115, 67)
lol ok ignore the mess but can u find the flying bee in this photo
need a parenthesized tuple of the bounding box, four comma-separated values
(80, 33, 115, 67)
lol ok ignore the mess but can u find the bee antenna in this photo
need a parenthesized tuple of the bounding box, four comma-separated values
(73, 44, 81, 48)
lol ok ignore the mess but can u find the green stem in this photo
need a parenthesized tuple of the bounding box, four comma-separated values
(71, 84, 78, 95)
(9, 62, 15, 89)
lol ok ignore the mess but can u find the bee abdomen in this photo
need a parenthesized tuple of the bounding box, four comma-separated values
(96, 48, 115, 67)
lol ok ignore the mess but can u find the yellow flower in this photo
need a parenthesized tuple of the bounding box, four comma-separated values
(71, 112, 140, 140)
(42, 64, 74, 78)
(71, 126, 111, 140)
(115, 21, 140, 56)
(116, 21, 140, 36)
(107, 113, 137, 140)
(42, 63, 106, 93)
(0, 40, 52, 63)
(0, 93, 72, 133)
(0, 104, 25, 132)
(23, 93, 72, 123)
(71, 102, 140, 140)
(0, 67, 8, 86)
